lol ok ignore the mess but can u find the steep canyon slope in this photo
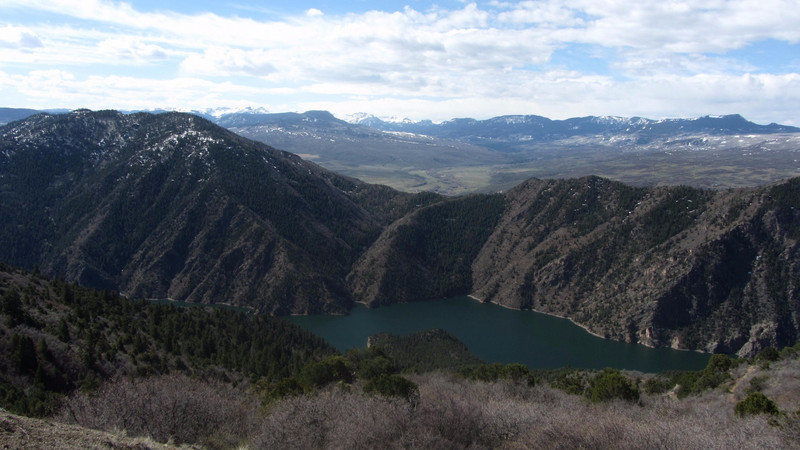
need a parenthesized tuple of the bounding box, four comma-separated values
(481, 177, 799, 355)
(0, 110, 426, 314)
(1, 110, 798, 356)
(351, 176, 799, 356)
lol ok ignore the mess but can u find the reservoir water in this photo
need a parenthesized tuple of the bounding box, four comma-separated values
(287, 296, 710, 373)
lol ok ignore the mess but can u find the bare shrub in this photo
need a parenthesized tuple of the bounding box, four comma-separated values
(58, 373, 258, 447)
(413, 388, 485, 446)
(253, 371, 799, 449)
(406, 372, 541, 447)
(253, 386, 411, 449)
(515, 391, 791, 449)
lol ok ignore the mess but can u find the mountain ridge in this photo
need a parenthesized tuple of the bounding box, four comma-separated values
(7, 107, 799, 194)
(2, 110, 799, 356)
(209, 109, 800, 193)
(345, 112, 800, 139)
(0, 109, 420, 314)
(11, 106, 797, 132)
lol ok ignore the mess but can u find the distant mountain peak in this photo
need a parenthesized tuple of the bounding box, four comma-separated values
(342, 112, 377, 124)
(351, 112, 800, 140)
(302, 110, 338, 121)
(191, 106, 271, 119)
(342, 112, 419, 126)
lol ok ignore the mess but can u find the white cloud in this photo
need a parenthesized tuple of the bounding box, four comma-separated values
(1, 0, 799, 124)
(497, 1, 584, 26)
(8, 1, 798, 74)
(0, 69, 263, 110)
(611, 50, 759, 78)
(97, 37, 169, 62)
(0, 26, 44, 49)
(431, 3, 490, 29)
(573, 0, 800, 52)
(180, 47, 276, 77)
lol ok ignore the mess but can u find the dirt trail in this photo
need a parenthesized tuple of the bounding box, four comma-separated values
(728, 365, 759, 403)
(0, 410, 182, 449)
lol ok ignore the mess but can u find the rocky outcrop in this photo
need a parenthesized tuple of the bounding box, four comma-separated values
(475, 177, 799, 357)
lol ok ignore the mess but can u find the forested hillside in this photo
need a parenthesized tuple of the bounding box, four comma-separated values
(0, 263, 335, 418)
(2, 264, 800, 448)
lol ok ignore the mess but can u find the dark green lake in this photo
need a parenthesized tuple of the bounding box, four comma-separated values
(287, 296, 710, 373)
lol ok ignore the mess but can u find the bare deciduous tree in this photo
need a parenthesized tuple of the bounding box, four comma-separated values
(58, 373, 258, 447)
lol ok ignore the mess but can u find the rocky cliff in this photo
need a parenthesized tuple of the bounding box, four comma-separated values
(349, 176, 799, 356)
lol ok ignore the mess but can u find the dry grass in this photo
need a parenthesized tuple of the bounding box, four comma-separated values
(761, 357, 800, 412)
(0, 409, 178, 449)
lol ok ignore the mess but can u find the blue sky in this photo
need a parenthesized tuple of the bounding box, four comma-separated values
(1, 0, 798, 125)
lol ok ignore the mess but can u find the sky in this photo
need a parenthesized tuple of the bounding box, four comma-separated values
(1, 0, 799, 125)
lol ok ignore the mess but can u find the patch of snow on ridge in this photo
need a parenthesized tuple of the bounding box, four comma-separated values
(592, 116, 630, 124)
(168, 106, 271, 119)
(382, 130, 434, 140)
(341, 113, 435, 126)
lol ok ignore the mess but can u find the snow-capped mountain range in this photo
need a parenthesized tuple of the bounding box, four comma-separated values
(341, 112, 798, 144)
(3, 107, 799, 194)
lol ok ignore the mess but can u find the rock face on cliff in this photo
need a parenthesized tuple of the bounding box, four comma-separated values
(470, 176, 799, 356)
(350, 176, 800, 356)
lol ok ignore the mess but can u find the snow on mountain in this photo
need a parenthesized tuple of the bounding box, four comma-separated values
(341, 113, 419, 126)
(190, 106, 271, 119)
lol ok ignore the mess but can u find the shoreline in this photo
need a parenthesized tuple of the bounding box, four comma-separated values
(467, 294, 708, 354)
(466, 294, 608, 341)
(311, 295, 709, 355)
